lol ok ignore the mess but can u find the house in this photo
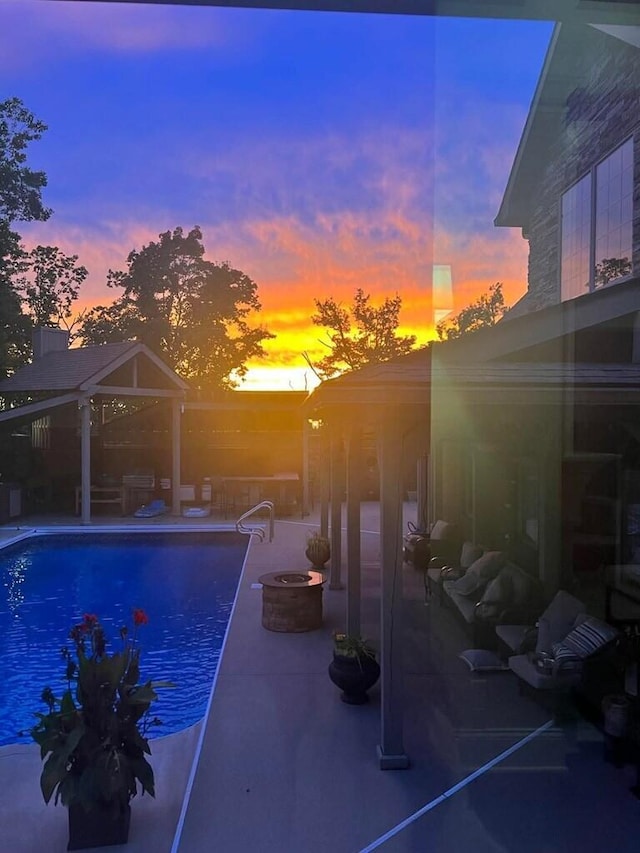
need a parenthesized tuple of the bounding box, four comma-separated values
(306, 19, 640, 767)
(430, 22, 640, 623)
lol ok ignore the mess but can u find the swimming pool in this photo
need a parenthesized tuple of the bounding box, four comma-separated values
(0, 531, 248, 746)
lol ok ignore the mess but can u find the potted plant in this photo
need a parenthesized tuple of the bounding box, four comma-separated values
(305, 531, 331, 569)
(328, 632, 381, 704)
(31, 609, 171, 851)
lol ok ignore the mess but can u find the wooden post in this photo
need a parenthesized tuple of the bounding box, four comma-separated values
(319, 426, 330, 538)
(329, 427, 343, 590)
(346, 424, 362, 637)
(302, 418, 310, 517)
(80, 397, 91, 525)
(377, 416, 409, 769)
(171, 398, 182, 517)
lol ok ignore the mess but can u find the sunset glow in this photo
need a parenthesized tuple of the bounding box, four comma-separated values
(4, 3, 552, 390)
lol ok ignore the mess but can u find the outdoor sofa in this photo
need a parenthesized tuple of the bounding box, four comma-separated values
(438, 548, 545, 648)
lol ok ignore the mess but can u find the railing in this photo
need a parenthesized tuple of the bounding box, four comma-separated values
(236, 500, 275, 542)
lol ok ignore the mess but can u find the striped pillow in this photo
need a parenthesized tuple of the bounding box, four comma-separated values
(561, 617, 618, 660)
(551, 642, 582, 672)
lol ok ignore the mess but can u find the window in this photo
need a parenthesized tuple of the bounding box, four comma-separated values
(561, 138, 634, 301)
(561, 173, 591, 300)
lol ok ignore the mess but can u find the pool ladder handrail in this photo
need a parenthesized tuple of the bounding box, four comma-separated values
(236, 500, 275, 542)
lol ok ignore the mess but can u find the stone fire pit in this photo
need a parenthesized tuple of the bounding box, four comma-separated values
(258, 570, 325, 632)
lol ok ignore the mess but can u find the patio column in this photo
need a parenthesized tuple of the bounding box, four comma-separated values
(417, 452, 429, 530)
(302, 418, 310, 517)
(79, 396, 91, 525)
(329, 427, 343, 590)
(319, 426, 330, 538)
(171, 398, 181, 517)
(377, 415, 409, 769)
(346, 423, 362, 637)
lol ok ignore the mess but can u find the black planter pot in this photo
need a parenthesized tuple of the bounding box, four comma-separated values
(328, 652, 380, 704)
(67, 801, 131, 850)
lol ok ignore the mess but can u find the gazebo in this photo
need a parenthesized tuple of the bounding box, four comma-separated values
(0, 328, 189, 522)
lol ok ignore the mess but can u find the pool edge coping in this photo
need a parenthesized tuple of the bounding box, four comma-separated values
(169, 531, 256, 852)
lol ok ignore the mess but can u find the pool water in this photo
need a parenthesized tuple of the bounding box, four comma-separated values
(0, 532, 247, 746)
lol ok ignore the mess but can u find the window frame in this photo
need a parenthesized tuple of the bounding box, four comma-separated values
(560, 135, 634, 301)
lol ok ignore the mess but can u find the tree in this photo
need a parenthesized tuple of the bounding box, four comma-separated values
(77, 226, 274, 389)
(307, 288, 417, 380)
(15, 245, 88, 330)
(0, 98, 52, 377)
(595, 257, 631, 287)
(0, 277, 31, 380)
(0, 97, 51, 226)
(436, 282, 507, 341)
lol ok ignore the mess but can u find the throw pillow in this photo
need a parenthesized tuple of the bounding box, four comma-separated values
(451, 571, 483, 597)
(430, 520, 452, 540)
(535, 590, 586, 653)
(561, 616, 618, 660)
(480, 571, 513, 606)
(459, 649, 509, 672)
(466, 551, 505, 581)
(550, 642, 583, 672)
(460, 542, 484, 570)
(507, 566, 531, 605)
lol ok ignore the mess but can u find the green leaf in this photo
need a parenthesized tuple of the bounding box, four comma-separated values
(40, 753, 66, 804)
(60, 688, 76, 716)
(126, 683, 157, 705)
(130, 756, 155, 798)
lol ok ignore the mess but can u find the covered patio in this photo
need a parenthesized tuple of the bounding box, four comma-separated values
(302, 347, 431, 768)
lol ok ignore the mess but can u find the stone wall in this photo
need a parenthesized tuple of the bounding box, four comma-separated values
(525, 28, 640, 311)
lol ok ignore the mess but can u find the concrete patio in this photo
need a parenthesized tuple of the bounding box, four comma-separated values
(1, 503, 639, 850)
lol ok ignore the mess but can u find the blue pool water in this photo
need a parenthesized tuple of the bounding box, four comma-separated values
(0, 531, 247, 746)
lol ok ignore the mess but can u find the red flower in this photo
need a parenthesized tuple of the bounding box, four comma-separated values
(83, 613, 98, 628)
(133, 608, 149, 626)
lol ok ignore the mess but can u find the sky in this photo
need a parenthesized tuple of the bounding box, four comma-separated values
(1, 2, 553, 390)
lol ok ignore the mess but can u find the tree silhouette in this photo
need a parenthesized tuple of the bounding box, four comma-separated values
(436, 282, 507, 341)
(78, 226, 274, 389)
(307, 288, 417, 380)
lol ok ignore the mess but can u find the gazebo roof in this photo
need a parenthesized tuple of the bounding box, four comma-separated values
(0, 341, 188, 395)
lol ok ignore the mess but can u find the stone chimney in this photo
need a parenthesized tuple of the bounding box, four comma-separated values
(32, 327, 70, 360)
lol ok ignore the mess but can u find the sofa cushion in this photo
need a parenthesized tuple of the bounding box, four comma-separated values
(467, 551, 504, 581)
(508, 652, 583, 690)
(535, 590, 586, 654)
(495, 624, 532, 653)
(501, 563, 533, 606)
(561, 616, 618, 660)
(446, 591, 477, 624)
(449, 571, 484, 597)
(459, 649, 508, 671)
(460, 541, 484, 570)
(479, 570, 513, 606)
(430, 520, 453, 540)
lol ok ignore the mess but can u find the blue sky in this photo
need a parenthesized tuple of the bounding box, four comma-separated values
(1, 2, 552, 388)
